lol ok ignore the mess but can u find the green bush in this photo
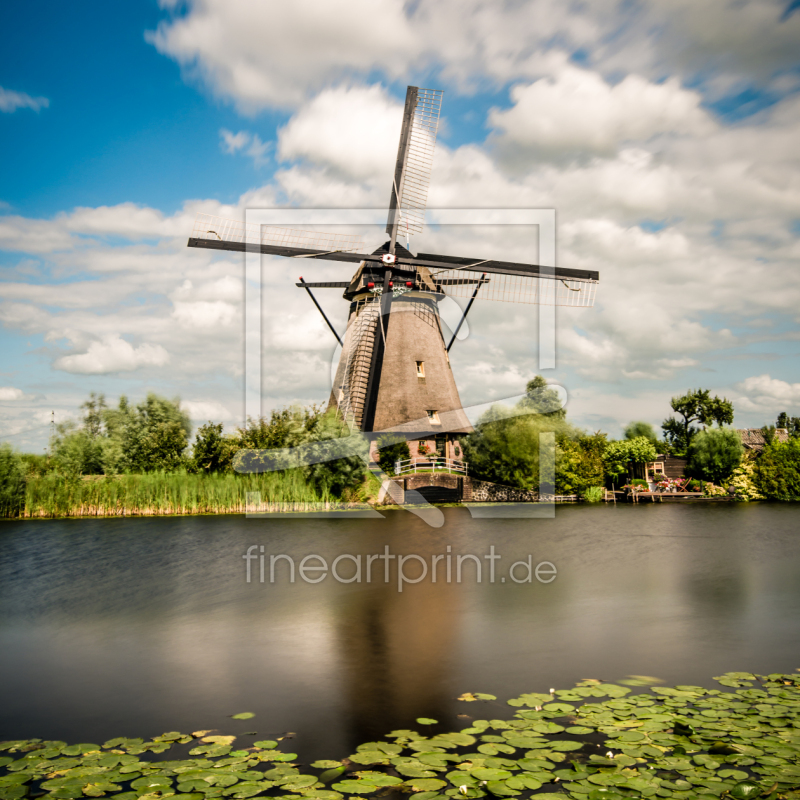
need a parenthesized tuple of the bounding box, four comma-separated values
(686, 428, 743, 484)
(193, 421, 237, 473)
(754, 439, 800, 500)
(728, 460, 764, 501)
(556, 431, 607, 495)
(0, 445, 27, 517)
(376, 434, 411, 474)
(602, 437, 658, 485)
(582, 486, 605, 503)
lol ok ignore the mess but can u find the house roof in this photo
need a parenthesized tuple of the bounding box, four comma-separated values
(737, 428, 790, 449)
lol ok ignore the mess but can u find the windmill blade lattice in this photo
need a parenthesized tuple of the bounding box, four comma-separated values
(191, 213, 366, 254)
(387, 87, 443, 244)
(430, 267, 598, 307)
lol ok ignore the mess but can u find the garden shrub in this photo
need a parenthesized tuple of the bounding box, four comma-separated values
(582, 486, 605, 503)
(728, 460, 764, 501)
(376, 435, 411, 475)
(686, 428, 743, 484)
(754, 439, 800, 500)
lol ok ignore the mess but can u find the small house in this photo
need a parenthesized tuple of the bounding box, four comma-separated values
(737, 428, 789, 453)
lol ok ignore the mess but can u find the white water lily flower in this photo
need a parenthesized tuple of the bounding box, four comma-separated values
(606, 751, 615, 758)
(459, 786, 468, 795)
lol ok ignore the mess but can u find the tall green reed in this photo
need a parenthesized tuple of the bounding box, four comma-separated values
(22, 469, 334, 518)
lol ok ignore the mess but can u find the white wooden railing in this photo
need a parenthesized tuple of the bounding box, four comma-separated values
(394, 457, 468, 475)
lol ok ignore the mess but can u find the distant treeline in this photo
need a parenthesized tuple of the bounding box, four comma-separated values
(0, 394, 365, 518)
(2, 383, 799, 518)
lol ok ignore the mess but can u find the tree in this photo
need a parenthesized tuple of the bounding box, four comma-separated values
(518, 375, 566, 419)
(121, 394, 191, 472)
(661, 389, 734, 453)
(376, 434, 411, 475)
(46, 392, 193, 475)
(602, 437, 658, 485)
(556, 431, 607, 495)
(237, 405, 322, 451)
(686, 428, 744, 484)
(0, 445, 26, 517)
(624, 421, 658, 443)
(754, 439, 800, 500)
(231, 405, 368, 497)
(462, 400, 568, 490)
(776, 412, 800, 437)
(193, 422, 236, 473)
(300, 409, 367, 497)
(52, 422, 104, 476)
(81, 392, 107, 438)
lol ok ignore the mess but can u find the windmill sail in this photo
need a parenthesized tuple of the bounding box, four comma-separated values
(428, 267, 598, 307)
(331, 299, 382, 431)
(191, 213, 365, 254)
(386, 86, 443, 251)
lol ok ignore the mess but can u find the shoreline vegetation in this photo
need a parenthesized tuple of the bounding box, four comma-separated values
(19, 471, 339, 519)
(2, 380, 799, 519)
(2, 671, 799, 800)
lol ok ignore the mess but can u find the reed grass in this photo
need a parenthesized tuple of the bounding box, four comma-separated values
(22, 470, 334, 518)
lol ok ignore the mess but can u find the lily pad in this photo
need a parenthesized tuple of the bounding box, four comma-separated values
(417, 719, 438, 726)
(469, 769, 512, 782)
(408, 778, 447, 791)
(730, 781, 765, 799)
(230, 714, 255, 721)
(330, 780, 375, 794)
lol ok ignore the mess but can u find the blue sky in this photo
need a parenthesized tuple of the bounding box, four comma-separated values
(2, 0, 800, 450)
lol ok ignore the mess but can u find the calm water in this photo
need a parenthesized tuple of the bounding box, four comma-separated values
(1, 504, 799, 760)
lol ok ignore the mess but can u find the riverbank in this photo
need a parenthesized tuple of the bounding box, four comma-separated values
(18, 470, 338, 518)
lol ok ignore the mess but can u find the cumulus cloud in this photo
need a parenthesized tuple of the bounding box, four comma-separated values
(490, 67, 716, 159)
(736, 374, 800, 410)
(172, 300, 237, 329)
(148, 0, 800, 115)
(278, 84, 402, 180)
(0, 86, 49, 113)
(54, 335, 170, 374)
(181, 399, 236, 423)
(147, 0, 416, 110)
(0, 387, 25, 401)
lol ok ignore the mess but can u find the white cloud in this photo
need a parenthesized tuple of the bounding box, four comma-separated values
(172, 300, 237, 329)
(181, 399, 236, 423)
(490, 67, 715, 159)
(219, 129, 271, 165)
(147, 0, 416, 110)
(220, 129, 250, 153)
(148, 0, 800, 116)
(0, 86, 49, 113)
(54, 335, 170, 374)
(736, 374, 800, 410)
(0, 387, 25, 401)
(278, 85, 402, 180)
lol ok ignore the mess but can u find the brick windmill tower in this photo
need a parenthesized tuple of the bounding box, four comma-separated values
(188, 87, 599, 465)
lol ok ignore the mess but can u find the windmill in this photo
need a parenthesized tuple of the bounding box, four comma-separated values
(187, 86, 599, 466)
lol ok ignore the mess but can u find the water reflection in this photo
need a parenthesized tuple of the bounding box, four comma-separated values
(0, 505, 799, 759)
(336, 550, 460, 742)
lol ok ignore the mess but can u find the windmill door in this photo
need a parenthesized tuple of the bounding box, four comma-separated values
(435, 435, 446, 457)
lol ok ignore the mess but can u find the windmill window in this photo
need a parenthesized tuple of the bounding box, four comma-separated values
(427, 410, 441, 425)
(415, 361, 425, 377)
